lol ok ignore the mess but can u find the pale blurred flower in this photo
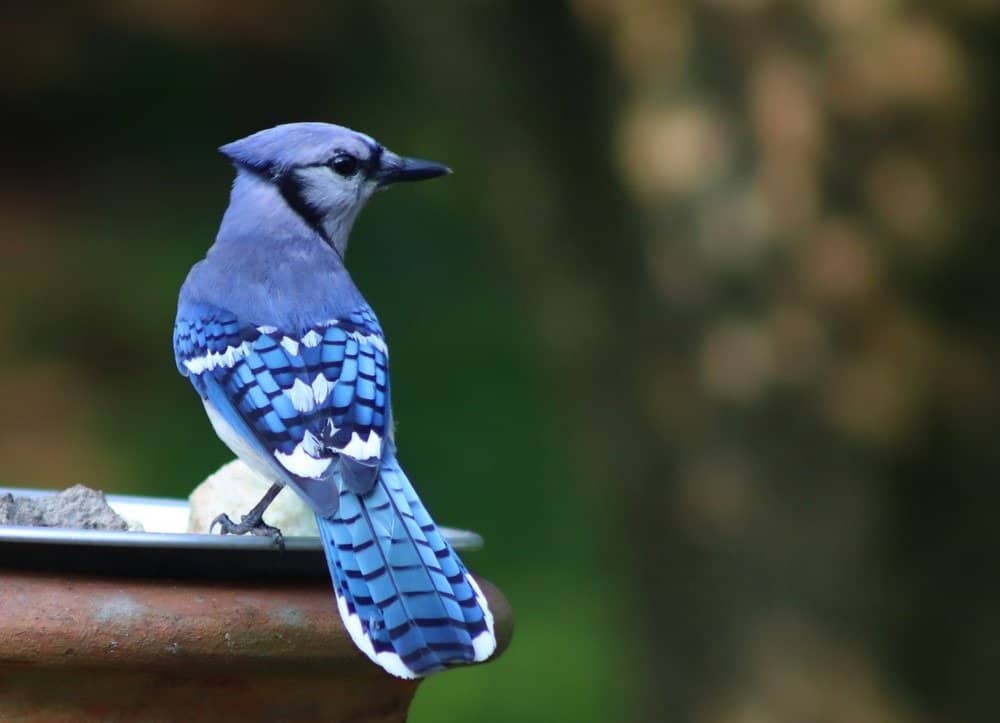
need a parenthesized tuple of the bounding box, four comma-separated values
(826, 17, 964, 117)
(751, 54, 824, 164)
(620, 102, 732, 199)
(749, 54, 825, 236)
(797, 219, 880, 309)
(700, 320, 775, 402)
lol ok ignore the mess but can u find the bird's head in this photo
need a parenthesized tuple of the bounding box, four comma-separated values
(219, 122, 449, 255)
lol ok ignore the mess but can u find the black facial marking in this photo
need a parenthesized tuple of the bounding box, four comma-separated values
(234, 138, 387, 254)
(367, 143, 384, 174)
(274, 172, 332, 245)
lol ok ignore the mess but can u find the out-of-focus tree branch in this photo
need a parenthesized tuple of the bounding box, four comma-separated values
(384, 2, 1000, 721)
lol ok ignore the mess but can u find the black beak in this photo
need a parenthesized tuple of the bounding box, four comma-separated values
(376, 152, 451, 187)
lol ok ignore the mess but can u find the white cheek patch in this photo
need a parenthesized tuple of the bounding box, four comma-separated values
(183, 341, 253, 375)
(296, 166, 362, 214)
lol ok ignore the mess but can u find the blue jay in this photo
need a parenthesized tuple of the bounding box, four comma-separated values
(173, 123, 496, 678)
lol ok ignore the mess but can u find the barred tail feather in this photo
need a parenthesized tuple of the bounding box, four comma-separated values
(317, 456, 496, 678)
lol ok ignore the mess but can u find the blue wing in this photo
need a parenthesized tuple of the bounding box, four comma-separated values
(173, 303, 392, 515)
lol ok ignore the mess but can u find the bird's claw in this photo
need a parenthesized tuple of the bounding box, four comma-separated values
(210, 512, 285, 549)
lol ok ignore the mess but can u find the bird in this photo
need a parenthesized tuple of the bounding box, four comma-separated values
(172, 122, 496, 678)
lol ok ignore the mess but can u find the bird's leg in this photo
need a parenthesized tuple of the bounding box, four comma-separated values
(211, 482, 285, 546)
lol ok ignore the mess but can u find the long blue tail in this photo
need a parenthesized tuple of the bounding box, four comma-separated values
(317, 455, 496, 678)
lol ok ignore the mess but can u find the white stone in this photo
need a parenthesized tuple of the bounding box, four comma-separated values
(187, 459, 319, 536)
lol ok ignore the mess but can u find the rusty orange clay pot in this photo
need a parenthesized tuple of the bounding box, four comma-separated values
(0, 570, 512, 722)
(0, 488, 512, 721)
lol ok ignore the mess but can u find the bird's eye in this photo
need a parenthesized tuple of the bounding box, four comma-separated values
(330, 154, 359, 177)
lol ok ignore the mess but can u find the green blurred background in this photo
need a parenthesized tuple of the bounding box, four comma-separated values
(2, 2, 999, 722)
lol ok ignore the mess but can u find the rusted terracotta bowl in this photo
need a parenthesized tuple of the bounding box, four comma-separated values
(0, 491, 512, 723)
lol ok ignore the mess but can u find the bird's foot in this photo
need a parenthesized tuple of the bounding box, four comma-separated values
(211, 512, 284, 549)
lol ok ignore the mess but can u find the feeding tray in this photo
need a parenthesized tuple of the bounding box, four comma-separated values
(0, 486, 485, 579)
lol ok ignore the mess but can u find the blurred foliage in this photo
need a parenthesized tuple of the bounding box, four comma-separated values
(2, 1, 999, 722)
